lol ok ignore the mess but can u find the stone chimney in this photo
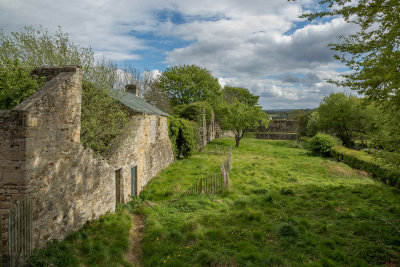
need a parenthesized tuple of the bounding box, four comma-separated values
(125, 84, 138, 96)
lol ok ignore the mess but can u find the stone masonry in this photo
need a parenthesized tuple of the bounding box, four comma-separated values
(0, 66, 176, 264)
(107, 113, 174, 203)
(0, 67, 116, 264)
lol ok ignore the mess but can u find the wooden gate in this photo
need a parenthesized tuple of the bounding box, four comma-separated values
(7, 194, 33, 267)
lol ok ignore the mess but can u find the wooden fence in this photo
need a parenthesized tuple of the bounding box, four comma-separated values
(5, 194, 33, 267)
(200, 144, 231, 154)
(184, 145, 232, 195)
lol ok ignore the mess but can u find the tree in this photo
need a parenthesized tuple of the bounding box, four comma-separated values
(300, 0, 400, 106)
(299, 0, 400, 155)
(305, 111, 321, 137)
(218, 102, 268, 147)
(155, 65, 222, 107)
(0, 26, 94, 73)
(0, 26, 134, 154)
(317, 93, 377, 147)
(80, 81, 131, 155)
(223, 86, 259, 106)
(0, 58, 43, 109)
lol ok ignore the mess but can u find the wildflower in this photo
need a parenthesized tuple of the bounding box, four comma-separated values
(346, 208, 350, 212)
(186, 246, 189, 248)
(157, 237, 159, 240)
(167, 256, 170, 259)
(163, 260, 166, 263)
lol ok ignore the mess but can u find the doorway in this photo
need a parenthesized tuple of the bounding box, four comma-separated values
(131, 166, 137, 197)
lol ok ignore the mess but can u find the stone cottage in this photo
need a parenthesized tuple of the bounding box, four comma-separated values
(107, 88, 174, 203)
(0, 66, 174, 265)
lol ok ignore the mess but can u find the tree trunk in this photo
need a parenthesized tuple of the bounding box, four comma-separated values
(235, 134, 240, 147)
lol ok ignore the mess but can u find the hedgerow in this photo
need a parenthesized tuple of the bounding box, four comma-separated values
(331, 146, 400, 188)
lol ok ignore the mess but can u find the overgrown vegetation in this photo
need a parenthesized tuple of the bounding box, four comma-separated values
(168, 116, 196, 158)
(0, 59, 43, 109)
(136, 137, 400, 266)
(27, 206, 132, 266)
(0, 26, 135, 155)
(331, 146, 400, 188)
(81, 81, 131, 155)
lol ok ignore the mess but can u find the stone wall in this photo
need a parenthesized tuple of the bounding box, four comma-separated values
(253, 119, 299, 140)
(107, 114, 174, 203)
(0, 67, 116, 263)
(256, 132, 298, 140)
(0, 66, 175, 264)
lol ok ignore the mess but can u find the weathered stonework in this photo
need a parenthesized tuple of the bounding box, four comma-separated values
(0, 65, 175, 265)
(0, 67, 116, 264)
(107, 114, 174, 202)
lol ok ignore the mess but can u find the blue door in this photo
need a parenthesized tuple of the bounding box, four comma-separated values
(131, 166, 137, 197)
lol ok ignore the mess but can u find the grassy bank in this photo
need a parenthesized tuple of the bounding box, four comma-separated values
(28, 206, 132, 266)
(139, 137, 400, 266)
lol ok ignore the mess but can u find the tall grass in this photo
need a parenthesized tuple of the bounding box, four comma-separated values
(27, 206, 133, 266)
(139, 137, 400, 266)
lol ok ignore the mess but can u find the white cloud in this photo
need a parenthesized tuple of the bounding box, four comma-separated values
(0, 0, 357, 108)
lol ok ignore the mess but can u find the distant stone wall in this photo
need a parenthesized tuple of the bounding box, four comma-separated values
(107, 114, 174, 202)
(0, 67, 116, 263)
(256, 133, 298, 140)
(254, 119, 299, 140)
(261, 119, 298, 133)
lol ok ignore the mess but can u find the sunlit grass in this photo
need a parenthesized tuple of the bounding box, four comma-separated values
(139, 137, 400, 266)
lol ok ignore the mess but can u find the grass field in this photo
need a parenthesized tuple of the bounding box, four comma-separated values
(27, 207, 132, 266)
(138, 137, 400, 266)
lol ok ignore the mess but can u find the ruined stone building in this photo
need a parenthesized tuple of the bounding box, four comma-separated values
(0, 66, 174, 265)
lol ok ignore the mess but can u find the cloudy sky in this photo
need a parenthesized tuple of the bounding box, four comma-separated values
(0, 0, 356, 109)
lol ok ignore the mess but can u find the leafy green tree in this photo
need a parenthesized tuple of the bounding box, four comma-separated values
(301, 0, 400, 106)
(80, 81, 131, 155)
(318, 93, 377, 147)
(223, 86, 259, 106)
(217, 102, 268, 147)
(0, 26, 133, 154)
(0, 58, 43, 109)
(155, 65, 222, 106)
(0, 26, 120, 91)
(300, 0, 400, 156)
(0, 26, 94, 73)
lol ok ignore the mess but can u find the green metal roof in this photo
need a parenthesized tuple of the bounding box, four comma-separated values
(110, 90, 169, 117)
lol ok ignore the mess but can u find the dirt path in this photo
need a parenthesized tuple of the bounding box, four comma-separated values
(126, 214, 145, 266)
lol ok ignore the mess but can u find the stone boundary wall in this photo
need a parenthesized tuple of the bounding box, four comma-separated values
(0, 66, 116, 264)
(258, 119, 298, 133)
(256, 132, 298, 140)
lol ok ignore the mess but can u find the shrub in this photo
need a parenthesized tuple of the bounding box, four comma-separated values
(308, 133, 337, 156)
(331, 146, 400, 188)
(168, 116, 195, 158)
